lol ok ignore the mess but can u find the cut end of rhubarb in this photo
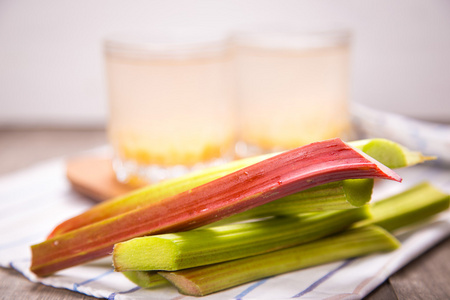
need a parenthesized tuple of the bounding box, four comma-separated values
(122, 271, 170, 288)
(113, 236, 178, 272)
(342, 179, 374, 207)
(346, 141, 402, 183)
(158, 271, 204, 297)
(350, 138, 435, 169)
(366, 225, 402, 250)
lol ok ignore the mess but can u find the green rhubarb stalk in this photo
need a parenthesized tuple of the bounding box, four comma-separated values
(158, 226, 400, 297)
(127, 181, 448, 295)
(30, 138, 401, 277)
(113, 207, 369, 272)
(122, 271, 169, 288)
(212, 178, 373, 226)
(48, 138, 427, 239)
(356, 182, 450, 232)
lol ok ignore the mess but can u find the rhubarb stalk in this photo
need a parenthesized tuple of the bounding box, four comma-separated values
(48, 154, 273, 239)
(48, 138, 423, 239)
(126, 182, 448, 296)
(357, 182, 449, 231)
(158, 226, 400, 296)
(30, 138, 401, 277)
(112, 207, 369, 271)
(213, 178, 373, 225)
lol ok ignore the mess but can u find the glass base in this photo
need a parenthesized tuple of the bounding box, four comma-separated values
(112, 155, 233, 185)
(234, 132, 356, 159)
(234, 141, 284, 159)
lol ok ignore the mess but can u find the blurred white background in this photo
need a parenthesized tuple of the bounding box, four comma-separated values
(1, 0, 449, 128)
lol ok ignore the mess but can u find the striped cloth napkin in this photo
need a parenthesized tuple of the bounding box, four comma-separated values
(0, 151, 449, 299)
(351, 103, 450, 166)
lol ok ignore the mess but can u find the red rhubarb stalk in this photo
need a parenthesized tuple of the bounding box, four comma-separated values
(48, 138, 423, 239)
(30, 138, 401, 277)
(47, 154, 273, 239)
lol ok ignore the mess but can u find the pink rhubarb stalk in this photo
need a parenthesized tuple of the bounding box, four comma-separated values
(30, 138, 401, 277)
(47, 154, 273, 239)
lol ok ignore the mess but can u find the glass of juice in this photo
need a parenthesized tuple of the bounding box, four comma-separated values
(104, 31, 236, 185)
(233, 26, 352, 157)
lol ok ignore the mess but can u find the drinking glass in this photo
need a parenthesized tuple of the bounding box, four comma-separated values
(104, 31, 236, 185)
(233, 27, 352, 157)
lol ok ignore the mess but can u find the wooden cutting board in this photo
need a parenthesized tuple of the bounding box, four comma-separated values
(66, 156, 136, 202)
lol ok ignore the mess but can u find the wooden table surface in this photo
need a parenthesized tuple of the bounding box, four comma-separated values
(0, 128, 449, 300)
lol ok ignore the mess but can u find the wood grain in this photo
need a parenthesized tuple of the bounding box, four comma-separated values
(389, 237, 450, 300)
(0, 129, 449, 300)
(365, 281, 398, 300)
(0, 268, 95, 300)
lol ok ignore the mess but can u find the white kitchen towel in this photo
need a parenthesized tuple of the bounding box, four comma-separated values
(351, 103, 450, 166)
(0, 154, 449, 300)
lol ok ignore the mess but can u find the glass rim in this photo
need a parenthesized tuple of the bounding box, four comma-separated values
(232, 25, 351, 50)
(104, 30, 231, 59)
